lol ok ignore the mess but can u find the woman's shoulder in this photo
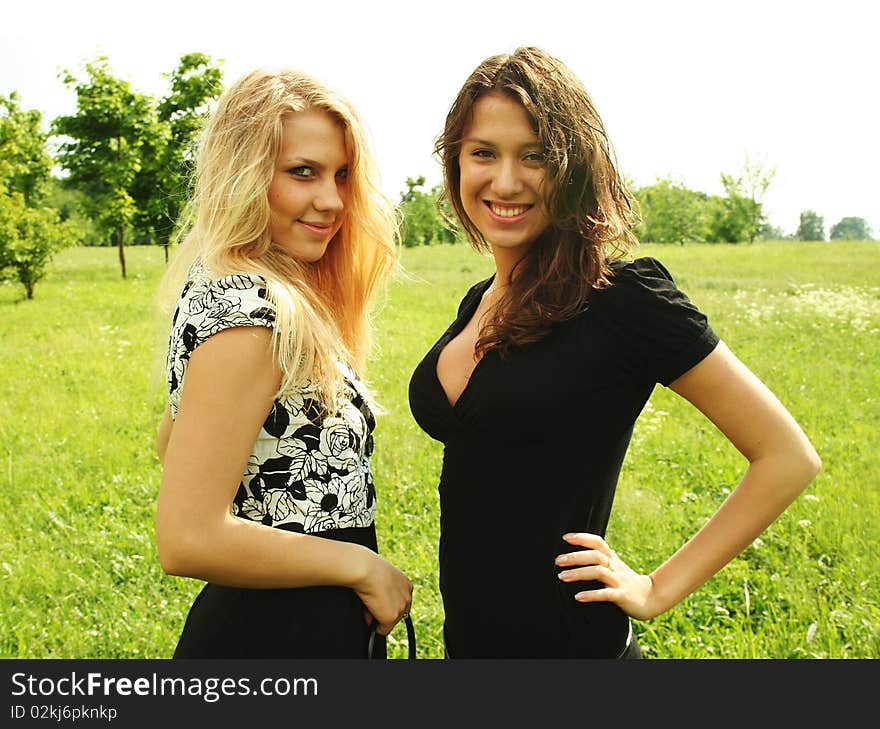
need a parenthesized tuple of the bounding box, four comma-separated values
(456, 275, 494, 316)
(174, 259, 276, 329)
(589, 254, 715, 345)
(188, 259, 271, 295)
(607, 256, 678, 288)
(588, 255, 718, 385)
(593, 256, 690, 311)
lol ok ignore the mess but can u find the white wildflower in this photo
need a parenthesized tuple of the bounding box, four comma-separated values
(806, 622, 817, 644)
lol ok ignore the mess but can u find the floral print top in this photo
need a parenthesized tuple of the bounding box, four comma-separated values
(166, 260, 377, 534)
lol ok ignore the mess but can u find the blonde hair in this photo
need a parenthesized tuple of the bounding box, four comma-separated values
(160, 68, 398, 409)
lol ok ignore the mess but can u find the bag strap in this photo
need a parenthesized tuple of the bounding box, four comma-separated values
(367, 616, 417, 659)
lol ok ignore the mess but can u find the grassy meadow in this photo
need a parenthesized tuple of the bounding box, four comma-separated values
(0, 241, 878, 659)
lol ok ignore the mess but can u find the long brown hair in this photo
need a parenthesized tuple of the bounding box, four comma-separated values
(436, 47, 639, 355)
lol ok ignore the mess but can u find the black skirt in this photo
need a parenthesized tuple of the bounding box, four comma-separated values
(172, 525, 385, 659)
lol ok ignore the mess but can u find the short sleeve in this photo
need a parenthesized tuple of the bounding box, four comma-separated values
(597, 257, 719, 386)
(166, 264, 276, 415)
(176, 271, 275, 351)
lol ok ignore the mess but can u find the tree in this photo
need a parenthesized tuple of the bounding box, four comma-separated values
(700, 193, 742, 243)
(717, 157, 775, 244)
(133, 53, 223, 260)
(756, 222, 789, 241)
(740, 156, 776, 243)
(159, 53, 224, 161)
(830, 216, 872, 241)
(632, 178, 705, 244)
(0, 94, 82, 298)
(796, 210, 825, 241)
(0, 92, 53, 204)
(52, 57, 157, 278)
(43, 178, 98, 245)
(399, 176, 459, 247)
(126, 114, 171, 248)
(0, 185, 81, 298)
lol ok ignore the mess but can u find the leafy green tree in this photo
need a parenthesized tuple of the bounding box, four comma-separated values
(756, 222, 789, 241)
(52, 57, 157, 277)
(714, 176, 752, 242)
(399, 176, 459, 247)
(133, 53, 223, 260)
(796, 210, 825, 241)
(0, 94, 82, 298)
(127, 115, 170, 247)
(633, 178, 705, 244)
(43, 177, 99, 245)
(830, 216, 872, 241)
(739, 156, 775, 243)
(714, 159, 772, 243)
(159, 53, 224, 160)
(0, 92, 53, 204)
(698, 194, 735, 243)
(0, 184, 81, 298)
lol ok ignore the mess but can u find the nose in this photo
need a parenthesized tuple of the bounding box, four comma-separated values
(313, 176, 344, 215)
(491, 158, 524, 199)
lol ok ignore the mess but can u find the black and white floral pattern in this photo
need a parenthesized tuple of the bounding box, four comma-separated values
(166, 261, 377, 533)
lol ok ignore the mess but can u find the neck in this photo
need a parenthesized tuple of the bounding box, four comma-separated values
(490, 245, 529, 289)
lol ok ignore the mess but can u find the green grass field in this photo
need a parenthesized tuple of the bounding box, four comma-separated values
(1, 241, 878, 659)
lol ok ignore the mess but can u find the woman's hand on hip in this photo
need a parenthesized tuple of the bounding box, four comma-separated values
(555, 532, 661, 620)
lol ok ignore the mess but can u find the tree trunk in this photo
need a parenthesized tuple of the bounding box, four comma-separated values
(26, 282, 34, 299)
(749, 199, 758, 243)
(117, 227, 127, 278)
(164, 242, 169, 264)
(115, 135, 128, 278)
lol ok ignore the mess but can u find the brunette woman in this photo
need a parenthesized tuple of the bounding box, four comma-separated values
(408, 47, 820, 658)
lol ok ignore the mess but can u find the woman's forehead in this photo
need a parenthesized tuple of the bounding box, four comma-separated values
(462, 92, 540, 144)
(278, 110, 349, 165)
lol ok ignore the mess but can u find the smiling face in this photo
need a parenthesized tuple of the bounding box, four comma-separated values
(458, 91, 552, 257)
(267, 109, 349, 263)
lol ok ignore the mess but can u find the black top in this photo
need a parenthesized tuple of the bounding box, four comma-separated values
(408, 257, 720, 657)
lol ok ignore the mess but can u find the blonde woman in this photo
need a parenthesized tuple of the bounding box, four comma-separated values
(155, 69, 412, 658)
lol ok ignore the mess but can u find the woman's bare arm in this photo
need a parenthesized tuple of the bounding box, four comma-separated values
(156, 404, 172, 465)
(155, 325, 412, 633)
(558, 341, 821, 619)
(646, 341, 821, 613)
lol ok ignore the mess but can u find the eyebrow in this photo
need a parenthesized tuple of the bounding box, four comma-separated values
(281, 157, 348, 170)
(460, 137, 543, 150)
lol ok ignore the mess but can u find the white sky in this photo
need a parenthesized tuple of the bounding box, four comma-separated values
(2, 0, 878, 236)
